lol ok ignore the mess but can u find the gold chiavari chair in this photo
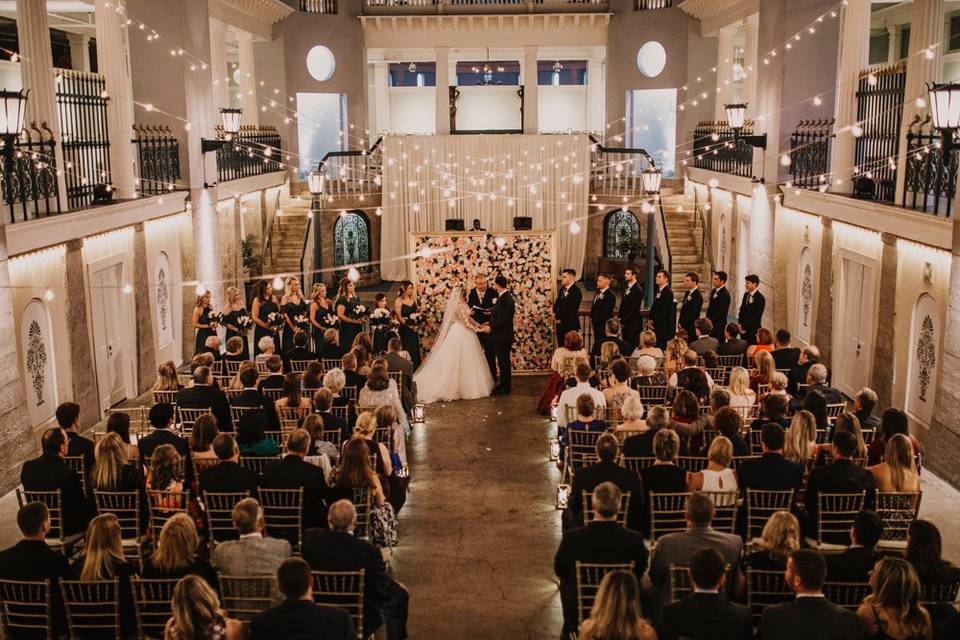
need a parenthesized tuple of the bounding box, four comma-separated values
(320, 359, 341, 374)
(238, 456, 280, 475)
(146, 490, 190, 540)
(151, 390, 177, 405)
(259, 488, 304, 552)
(289, 360, 316, 374)
(804, 492, 866, 551)
(575, 562, 634, 629)
(0, 579, 53, 640)
(176, 407, 209, 435)
(341, 386, 359, 404)
(746, 569, 794, 623)
(131, 578, 178, 640)
(312, 571, 366, 640)
(59, 579, 121, 640)
(63, 455, 88, 496)
(745, 489, 795, 546)
(203, 491, 251, 548)
(16, 489, 82, 555)
(94, 490, 145, 568)
(219, 575, 278, 623)
(618, 456, 656, 474)
(876, 492, 922, 551)
(278, 406, 311, 431)
(351, 487, 374, 541)
(823, 582, 872, 611)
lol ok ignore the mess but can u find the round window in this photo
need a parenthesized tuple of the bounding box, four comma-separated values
(637, 41, 667, 78)
(306, 45, 336, 82)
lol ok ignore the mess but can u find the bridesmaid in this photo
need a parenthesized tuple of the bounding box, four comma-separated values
(309, 282, 333, 351)
(222, 286, 249, 358)
(395, 280, 422, 369)
(251, 280, 280, 356)
(281, 276, 309, 354)
(192, 290, 216, 356)
(335, 277, 364, 352)
(371, 293, 393, 355)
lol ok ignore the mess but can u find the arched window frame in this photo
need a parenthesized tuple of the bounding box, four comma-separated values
(602, 209, 641, 258)
(334, 209, 372, 274)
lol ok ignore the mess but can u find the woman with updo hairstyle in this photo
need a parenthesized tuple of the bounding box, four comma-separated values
(153, 361, 182, 391)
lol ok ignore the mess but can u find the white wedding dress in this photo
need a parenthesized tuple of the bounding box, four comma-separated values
(413, 286, 495, 402)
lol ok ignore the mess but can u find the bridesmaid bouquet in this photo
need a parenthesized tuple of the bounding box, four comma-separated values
(350, 304, 369, 320)
(369, 308, 392, 330)
(319, 312, 339, 328)
(266, 312, 285, 329)
(406, 312, 423, 326)
(207, 311, 223, 326)
(294, 313, 310, 332)
(236, 314, 253, 331)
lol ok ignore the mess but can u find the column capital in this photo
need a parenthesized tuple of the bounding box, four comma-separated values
(880, 231, 898, 246)
(819, 215, 833, 228)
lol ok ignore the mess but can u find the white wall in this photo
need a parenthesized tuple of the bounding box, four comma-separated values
(389, 87, 437, 134)
(455, 86, 523, 131)
(538, 85, 587, 133)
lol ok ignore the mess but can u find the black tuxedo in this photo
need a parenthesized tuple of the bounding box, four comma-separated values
(737, 452, 805, 494)
(649, 285, 677, 349)
(788, 360, 815, 395)
(553, 283, 583, 344)
(805, 460, 875, 544)
(138, 428, 191, 460)
(302, 528, 408, 639)
(0, 539, 72, 634)
(566, 460, 644, 533)
(589, 288, 617, 356)
(554, 521, 649, 636)
(656, 592, 753, 640)
(66, 431, 95, 471)
(738, 290, 766, 344)
(176, 384, 232, 431)
(717, 339, 748, 357)
(250, 599, 356, 640)
(772, 347, 801, 371)
(619, 281, 644, 352)
(199, 460, 260, 497)
(20, 454, 93, 536)
(283, 347, 316, 373)
(258, 374, 285, 392)
(343, 370, 367, 390)
(317, 342, 344, 360)
(232, 389, 279, 429)
(678, 287, 704, 342)
(706, 286, 731, 341)
(469, 286, 498, 377)
(826, 546, 885, 583)
(261, 455, 328, 530)
(489, 290, 515, 392)
(758, 596, 865, 640)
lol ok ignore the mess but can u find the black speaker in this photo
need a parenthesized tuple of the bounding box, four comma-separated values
(513, 216, 532, 230)
(445, 219, 465, 231)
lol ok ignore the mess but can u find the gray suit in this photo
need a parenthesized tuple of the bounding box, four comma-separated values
(649, 525, 743, 604)
(211, 534, 291, 576)
(688, 336, 720, 356)
(385, 351, 416, 412)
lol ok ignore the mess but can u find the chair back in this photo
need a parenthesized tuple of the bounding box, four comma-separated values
(748, 429, 765, 455)
(387, 370, 403, 388)
(238, 456, 280, 475)
(229, 405, 260, 426)
(203, 492, 251, 548)
(258, 488, 304, 553)
(0, 579, 53, 640)
(191, 457, 221, 481)
(921, 580, 960, 607)
(648, 492, 690, 545)
(312, 570, 365, 639)
(574, 562, 634, 627)
(814, 492, 866, 548)
(320, 359, 341, 373)
(756, 383, 770, 396)
(373, 427, 392, 447)
(262, 388, 284, 401)
(668, 565, 692, 603)
(15, 489, 76, 553)
(59, 579, 121, 640)
(876, 492, 922, 548)
(152, 390, 177, 405)
(131, 577, 178, 640)
(63, 455, 89, 495)
(146, 490, 190, 540)
(264, 431, 285, 449)
(746, 569, 794, 623)
(277, 406, 311, 430)
(730, 405, 758, 421)
(701, 490, 739, 533)
(329, 406, 350, 422)
(176, 407, 209, 434)
(823, 581, 871, 611)
(618, 456, 655, 474)
(351, 487, 374, 541)
(567, 429, 605, 473)
(289, 359, 315, 374)
(634, 385, 668, 404)
(317, 430, 343, 449)
(341, 386, 359, 403)
(223, 359, 244, 377)
(94, 490, 144, 544)
(825, 403, 846, 418)
(745, 489, 795, 542)
(716, 355, 744, 368)
(580, 491, 630, 527)
(219, 575, 278, 623)
(675, 456, 708, 473)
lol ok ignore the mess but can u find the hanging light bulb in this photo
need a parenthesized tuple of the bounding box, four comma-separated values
(780, 153, 792, 167)
(418, 246, 433, 259)
(195, 283, 206, 296)
(44, 288, 55, 301)
(122, 283, 133, 295)
(553, 60, 562, 73)
(495, 237, 506, 248)
(347, 267, 360, 282)
(375, 207, 382, 216)
(568, 220, 581, 234)
(272, 275, 284, 290)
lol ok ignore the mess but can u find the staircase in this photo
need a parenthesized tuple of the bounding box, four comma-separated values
(661, 193, 712, 302)
(264, 200, 310, 277)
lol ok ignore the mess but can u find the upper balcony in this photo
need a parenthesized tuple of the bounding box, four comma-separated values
(359, 0, 611, 16)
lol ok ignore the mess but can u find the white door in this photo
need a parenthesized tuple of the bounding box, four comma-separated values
(89, 262, 128, 412)
(836, 257, 875, 398)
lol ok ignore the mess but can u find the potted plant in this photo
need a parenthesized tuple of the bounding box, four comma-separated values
(615, 238, 646, 262)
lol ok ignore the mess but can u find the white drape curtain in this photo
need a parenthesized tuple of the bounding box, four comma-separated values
(380, 134, 589, 281)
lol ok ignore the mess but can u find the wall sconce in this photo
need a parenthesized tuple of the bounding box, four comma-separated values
(201, 107, 243, 154)
(724, 103, 767, 150)
(556, 483, 571, 510)
(413, 404, 425, 424)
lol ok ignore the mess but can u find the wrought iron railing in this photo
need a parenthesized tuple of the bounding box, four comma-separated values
(588, 134, 656, 197)
(132, 125, 181, 196)
(853, 63, 905, 203)
(692, 120, 755, 178)
(318, 136, 383, 198)
(54, 68, 111, 210)
(901, 120, 956, 218)
(301, 0, 337, 12)
(789, 118, 834, 190)
(216, 126, 284, 183)
(636, 0, 671, 8)
(3, 124, 62, 224)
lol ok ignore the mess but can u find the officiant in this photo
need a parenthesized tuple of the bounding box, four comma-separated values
(468, 273, 497, 378)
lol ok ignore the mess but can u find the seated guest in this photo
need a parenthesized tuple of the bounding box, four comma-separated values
(258, 355, 285, 392)
(767, 371, 790, 398)
(139, 403, 191, 459)
(262, 429, 328, 529)
(667, 350, 713, 402)
(803, 390, 830, 432)
(317, 328, 344, 360)
(663, 337, 688, 375)
(622, 406, 669, 457)
(788, 345, 821, 395)
(737, 423, 805, 493)
(313, 388, 350, 442)
(907, 520, 960, 640)
(552, 330, 588, 380)
(231, 366, 279, 429)
(203, 335, 223, 361)
(727, 367, 756, 408)
(302, 413, 340, 468)
(275, 372, 310, 411)
(789, 363, 841, 410)
(749, 393, 792, 432)
(759, 549, 866, 640)
(199, 434, 259, 496)
(359, 365, 409, 436)
(715, 407, 750, 457)
(57, 401, 94, 470)
(223, 336, 248, 363)
(857, 557, 932, 640)
(191, 351, 216, 376)
(250, 557, 356, 640)
(602, 358, 641, 413)
(867, 408, 921, 467)
(554, 483, 648, 638)
(91, 432, 141, 494)
(825, 510, 885, 582)
(869, 434, 920, 493)
(106, 411, 140, 463)
(687, 435, 738, 498)
(153, 360, 183, 392)
(330, 437, 395, 548)
(746, 327, 776, 360)
(211, 497, 291, 576)
(751, 350, 777, 392)
(302, 361, 324, 391)
(631, 330, 663, 361)
(177, 365, 232, 432)
(739, 510, 801, 593)
(649, 492, 743, 607)
(637, 428, 687, 511)
(302, 500, 409, 640)
(565, 433, 644, 532)
(632, 354, 667, 387)
(853, 387, 881, 430)
(228, 360, 257, 392)
(657, 548, 753, 640)
(384, 337, 416, 412)
(556, 362, 606, 428)
(826, 413, 869, 462)
(323, 367, 349, 407)
(341, 351, 367, 390)
(190, 413, 219, 460)
(614, 395, 646, 434)
(374, 406, 407, 479)
(669, 390, 703, 442)
(165, 575, 244, 640)
(688, 318, 719, 356)
(143, 513, 218, 588)
(146, 444, 185, 502)
(20, 427, 93, 535)
(717, 323, 748, 357)
(284, 331, 317, 373)
(560, 394, 608, 465)
(672, 388, 730, 448)
(255, 336, 277, 368)
(772, 329, 802, 371)
(805, 431, 875, 544)
(599, 318, 631, 358)
(236, 408, 280, 458)
(598, 341, 622, 374)
(71, 514, 139, 637)
(352, 343, 372, 376)
(581, 570, 657, 640)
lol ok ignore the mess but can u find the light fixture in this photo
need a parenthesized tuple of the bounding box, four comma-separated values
(201, 107, 243, 157)
(723, 102, 767, 150)
(928, 82, 960, 155)
(0, 89, 28, 207)
(308, 170, 325, 286)
(549, 437, 560, 461)
(413, 404, 425, 423)
(307, 170, 325, 195)
(556, 484, 571, 510)
(641, 167, 662, 195)
(408, 62, 417, 73)
(549, 403, 559, 423)
(347, 266, 360, 282)
(553, 60, 563, 73)
(272, 275, 284, 291)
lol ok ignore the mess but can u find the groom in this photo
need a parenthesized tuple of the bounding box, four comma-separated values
(480, 275, 515, 395)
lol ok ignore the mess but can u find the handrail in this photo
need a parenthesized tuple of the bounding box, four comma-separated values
(655, 199, 672, 277)
(587, 134, 654, 165)
(300, 213, 314, 287)
(692, 190, 715, 275)
(317, 136, 384, 168)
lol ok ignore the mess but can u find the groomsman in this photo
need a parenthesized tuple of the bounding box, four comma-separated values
(468, 274, 497, 378)
(706, 271, 732, 343)
(589, 273, 616, 357)
(553, 268, 583, 344)
(646, 270, 676, 349)
(738, 274, 766, 345)
(677, 272, 704, 342)
(619, 267, 643, 353)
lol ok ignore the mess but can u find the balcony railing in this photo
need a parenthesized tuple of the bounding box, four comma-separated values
(301, 0, 337, 12)
(54, 68, 111, 210)
(362, 0, 608, 14)
(132, 125, 181, 196)
(318, 137, 383, 198)
(789, 119, 834, 191)
(216, 126, 284, 184)
(636, 0, 671, 8)
(692, 121, 755, 178)
(853, 63, 905, 203)
(588, 134, 656, 197)
(3, 125, 62, 224)
(901, 121, 956, 218)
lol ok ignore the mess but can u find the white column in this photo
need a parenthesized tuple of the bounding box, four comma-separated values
(66, 34, 90, 72)
(586, 57, 604, 134)
(895, 0, 944, 199)
(94, 0, 136, 199)
(236, 31, 258, 126)
(435, 47, 450, 134)
(209, 19, 230, 111)
(742, 15, 759, 109)
(715, 26, 735, 120)
(829, 0, 871, 194)
(373, 62, 390, 135)
(522, 46, 539, 134)
(887, 24, 901, 66)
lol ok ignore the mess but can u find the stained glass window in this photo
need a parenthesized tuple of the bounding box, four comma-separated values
(334, 211, 370, 270)
(603, 210, 640, 258)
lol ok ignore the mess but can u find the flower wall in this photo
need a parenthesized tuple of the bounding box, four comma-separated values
(411, 232, 556, 371)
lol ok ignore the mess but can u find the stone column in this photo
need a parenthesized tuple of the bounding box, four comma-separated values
(586, 58, 604, 135)
(372, 62, 390, 135)
(132, 223, 156, 392)
(814, 216, 835, 366)
(95, 0, 137, 199)
(870, 233, 898, 411)
(829, 0, 871, 194)
(715, 26, 735, 121)
(887, 25, 901, 66)
(66, 34, 90, 72)
(522, 46, 539, 134)
(209, 19, 230, 111)
(742, 15, 758, 109)
(236, 30, 259, 126)
(64, 239, 99, 426)
(435, 47, 450, 135)
(894, 0, 944, 201)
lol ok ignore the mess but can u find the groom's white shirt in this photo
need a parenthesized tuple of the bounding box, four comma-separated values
(556, 382, 607, 428)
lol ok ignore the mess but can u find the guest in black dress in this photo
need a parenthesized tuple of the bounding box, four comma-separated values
(281, 276, 309, 355)
(370, 293, 394, 355)
(192, 290, 217, 357)
(638, 428, 687, 538)
(71, 514, 139, 638)
(395, 280, 422, 369)
(737, 510, 800, 598)
(251, 279, 281, 356)
(335, 277, 364, 352)
(222, 285, 250, 359)
(142, 513, 218, 590)
(309, 282, 335, 352)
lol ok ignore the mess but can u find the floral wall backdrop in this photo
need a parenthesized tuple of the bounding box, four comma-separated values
(410, 232, 556, 371)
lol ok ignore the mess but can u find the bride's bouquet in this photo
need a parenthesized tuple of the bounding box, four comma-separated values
(207, 311, 223, 326)
(293, 313, 310, 332)
(266, 311, 285, 330)
(349, 304, 369, 320)
(369, 308, 392, 331)
(235, 314, 253, 331)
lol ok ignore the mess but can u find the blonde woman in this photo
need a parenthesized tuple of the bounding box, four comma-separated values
(599, 340, 621, 371)
(192, 290, 216, 357)
(751, 350, 776, 392)
(309, 282, 334, 352)
(738, 511, 801, 596)
(92, 432, 140, 493)
(222, 286, 249, 359)
(579, 571, 656, 640)
(857, 557, 932, 640)
(281, 276, 308, 355)
(687, 435, 737, 501)
(663, 337, 688, 376)
(144, 513, 218, 587)
(72, 514, 138, 637)
(323, 367, 348, 407)
(351, 410, 393, 477)
(869, 434, 920, 493)
(784, 410, 818, 464)
(615, 395, 646, 434)
(727, 367, 757, 408)
(153, 361, 182, 391)
(830, 413, 868, 460)
(164, 575, 243, 640)
(630, 330, 663, 360)
(228, 360, 257, 391)
(767, 371, 790, 398)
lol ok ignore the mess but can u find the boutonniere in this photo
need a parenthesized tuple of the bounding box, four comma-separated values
(596, 292, 603, 300)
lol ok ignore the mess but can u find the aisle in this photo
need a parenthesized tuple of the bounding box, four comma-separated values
(392, 375, 564, 638)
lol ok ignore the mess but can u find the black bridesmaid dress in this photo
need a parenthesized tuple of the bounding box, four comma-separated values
(282, 297, 309, 353)
(311, 301, 333, 352)
(399, 301, 422, 369)
(254, 298, 279, 356)
(194, 305, 215, 356)
(223, 307, 250, 358)
(336, 295, 363, 351)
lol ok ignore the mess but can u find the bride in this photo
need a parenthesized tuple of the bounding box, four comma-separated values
(413, 283, 495, 403)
